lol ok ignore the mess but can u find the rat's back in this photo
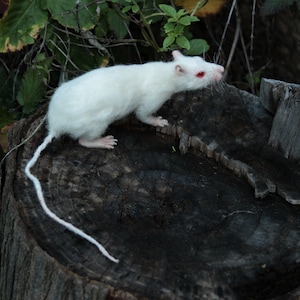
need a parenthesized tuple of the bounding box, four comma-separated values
(47, 61, 168, 139)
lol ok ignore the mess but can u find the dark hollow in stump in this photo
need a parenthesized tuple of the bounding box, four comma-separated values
(1, 84, 300, 300)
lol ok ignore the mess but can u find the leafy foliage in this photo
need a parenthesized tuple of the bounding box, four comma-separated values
(122, 1, 209, 54)
(0, 0, 212, 129)
(41, 0, 100, 31)
(159, 4, 200, 51)
(0, 0, 48, 52)
(44, 26, 105, 73)
(16, 69, 46, 114)
(16, 53, 52, 114)
(187, 39, 210, 55)
(107, 8, 129, 39)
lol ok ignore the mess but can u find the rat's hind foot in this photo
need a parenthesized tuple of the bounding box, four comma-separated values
(79, 135, 118, 149)
(148, 116, 169, 127)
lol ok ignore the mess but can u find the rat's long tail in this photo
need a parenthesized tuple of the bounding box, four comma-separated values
(25, 134, 119, 263)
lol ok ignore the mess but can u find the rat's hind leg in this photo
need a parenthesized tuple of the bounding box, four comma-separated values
(79, 135, 118, 149)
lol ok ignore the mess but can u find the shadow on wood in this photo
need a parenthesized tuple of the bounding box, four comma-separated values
(1, 83, 300, 299)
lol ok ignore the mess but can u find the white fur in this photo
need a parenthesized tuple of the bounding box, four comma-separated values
(48, 50, 224, 141)
(25, 134, 119, 263)
(25, 51, 224, 263)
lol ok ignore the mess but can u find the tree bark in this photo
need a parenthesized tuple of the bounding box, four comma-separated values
(1, 84, 300, 299)
(0, 117, 121, 300)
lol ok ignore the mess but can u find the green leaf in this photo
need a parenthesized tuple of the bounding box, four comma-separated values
(177, 16, 192, 26)
(173, 24, 185, 36)
(122, 5, 132, 13)
(95, 18, 109, 39)
(17, 69, 45, 114)
(132, 4, 140, 13)
(0, 0, 48, 52)
(35, 52, 46, 63)
(159, 4, 177, 18)
(41, 0, 100, 30)
(260, 0, 295, 15)
(163, 22, 175, 33)
(189, 15, 199, 22)
(184, 38, 210, 55)
(245, 70, 262, 85)
(33, 53, 52, 81)
(167, 17, 177, 23)
(94, 3, 109, 39)
(175, 8, 186, 18)
(163, 35, 175, 48)
(107, 8, 129, 39)
(176, 35, 190, 50)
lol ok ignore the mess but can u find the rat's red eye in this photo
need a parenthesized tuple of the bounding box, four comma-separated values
(196, 71, 205, 78)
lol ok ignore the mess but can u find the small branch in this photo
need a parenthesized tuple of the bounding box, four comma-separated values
(223, 4, 241, 80)
(216, 0, 237, 63)
(131, 0, 160, 51)
(190, 0, 208, 16)
(238, 13, 255, 94)
(250, 0, 257, 62)
(80, 30, 111, 58)
(0, 58, 10, 73)
(48, 38, 80, 71)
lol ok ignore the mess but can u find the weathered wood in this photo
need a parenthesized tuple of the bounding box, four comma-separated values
(2, 83, 300, 299)
(159, 84, 300, 204)
(0, 118, 120, 300)
(259, 78, 285, 114)
(0, 145, 4, 161)
(1, 114, 236, 300)
(260, 78, 300, 160)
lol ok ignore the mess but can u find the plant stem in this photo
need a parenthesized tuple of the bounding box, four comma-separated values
(130, 0, 160, 51)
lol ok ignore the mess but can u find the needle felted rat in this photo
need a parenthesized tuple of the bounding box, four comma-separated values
(25, 50, 224, 263)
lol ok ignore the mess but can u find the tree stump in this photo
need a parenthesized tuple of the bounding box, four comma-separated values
(260, 78, 300, 160)
(1, 84, 300, 299)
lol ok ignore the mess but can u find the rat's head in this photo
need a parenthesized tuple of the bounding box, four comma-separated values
(172, 50, 224, 91)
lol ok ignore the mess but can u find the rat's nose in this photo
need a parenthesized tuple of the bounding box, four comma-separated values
(214, 65, 224, 81)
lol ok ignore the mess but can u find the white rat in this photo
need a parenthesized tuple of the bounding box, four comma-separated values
(25, 50, 224, 263)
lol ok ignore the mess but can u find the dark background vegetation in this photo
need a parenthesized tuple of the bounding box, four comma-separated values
(0, 0, 299, 149)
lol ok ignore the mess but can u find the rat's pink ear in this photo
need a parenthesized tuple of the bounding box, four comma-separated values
(172, 50, 183, 60)
(175, 65, 185, 75)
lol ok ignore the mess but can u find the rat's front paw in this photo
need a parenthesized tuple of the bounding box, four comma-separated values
(152, 116, 169, 127)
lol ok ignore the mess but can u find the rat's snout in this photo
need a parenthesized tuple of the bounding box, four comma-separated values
(214, 65, 225, 81)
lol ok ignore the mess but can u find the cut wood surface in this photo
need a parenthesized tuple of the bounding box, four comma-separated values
(1, 83, 300, 300)
(159, 83, 300, 204)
